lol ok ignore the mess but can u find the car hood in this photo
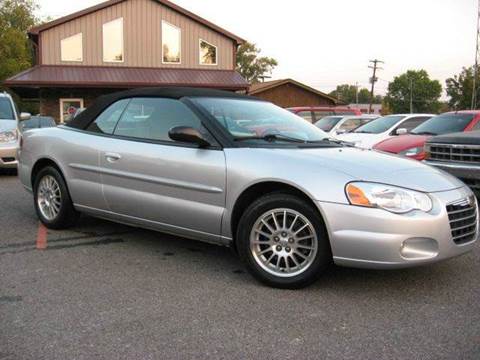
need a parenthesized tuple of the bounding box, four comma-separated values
(427, 130, 480, 145)
(0, 120, 17, 131)
(336, 132, 388, 149)
(373, 134, 429, 153)
(272, 146, 464, 193)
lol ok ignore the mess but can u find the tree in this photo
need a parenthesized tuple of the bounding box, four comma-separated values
(329, 84, 357, 103)
(0, 0, 39, 83)
(236, 42, 278, 83)
(384, 70, 442, 113)
(329, 84, 381, 104)
(446, 66, 478, 110)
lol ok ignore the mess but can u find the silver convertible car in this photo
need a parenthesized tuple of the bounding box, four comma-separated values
(18, 88, 478, 288)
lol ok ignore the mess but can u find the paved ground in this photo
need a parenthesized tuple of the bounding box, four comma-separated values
(0, 171, 479, 360)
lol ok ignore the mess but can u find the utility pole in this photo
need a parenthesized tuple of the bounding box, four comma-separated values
(472, 0, 480, 110)
(368, 59, 383, 114)
(355, 82, 359, 105)
(409, 78, 414, 114)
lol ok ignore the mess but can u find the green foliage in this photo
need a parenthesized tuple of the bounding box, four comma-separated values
(0, 0, 39, 83)
(329, 84, 382, 104)
(446, 66, 478, 110)
(385, 70, 442, 114)
(236, 42, 278, 83)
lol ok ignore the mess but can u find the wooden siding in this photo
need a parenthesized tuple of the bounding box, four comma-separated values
(40, 0, 235, 69)
(252, 83, 336, 108)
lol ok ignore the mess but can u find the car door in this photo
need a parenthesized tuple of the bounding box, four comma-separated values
(96, 97, 226, 242)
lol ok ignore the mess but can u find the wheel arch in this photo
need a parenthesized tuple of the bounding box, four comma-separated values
(31, 157, 66, 189)
(229, 180, 328, 250)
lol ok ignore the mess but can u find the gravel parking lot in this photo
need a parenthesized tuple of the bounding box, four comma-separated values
(1, 171, 479, 360)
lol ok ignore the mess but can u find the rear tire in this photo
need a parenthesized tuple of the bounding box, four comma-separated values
(33, 166, 79, 229)
(236, 192, 331, 289)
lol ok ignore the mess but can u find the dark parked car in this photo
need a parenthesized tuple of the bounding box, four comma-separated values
(425, 130, 480, 196)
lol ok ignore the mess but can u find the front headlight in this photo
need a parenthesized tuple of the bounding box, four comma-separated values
(399, 146, 423, 157)
(0, 130, 17, 143)
(346, 182, 432, 214)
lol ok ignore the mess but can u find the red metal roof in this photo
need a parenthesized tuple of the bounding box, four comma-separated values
(4, 65, 249, 90)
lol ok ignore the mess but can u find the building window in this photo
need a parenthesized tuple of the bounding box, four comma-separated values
(103, 18, 124, 62)
(199, 39, 217, 65)
(60, 33, 83, 62)
(60, 98, 84, 123)
(162, 21, 181, 64)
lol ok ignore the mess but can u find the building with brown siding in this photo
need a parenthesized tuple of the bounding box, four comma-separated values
(248, 79, 337, 108)
(4, 0, 248, 122)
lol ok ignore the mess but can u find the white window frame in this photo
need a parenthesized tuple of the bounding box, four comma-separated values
(60, 33, 83, 62)
(162, 20, 182, 64)
(102, 17, 124, 63)
(59, 98, 84, 123)
(199, 38, 217, 66)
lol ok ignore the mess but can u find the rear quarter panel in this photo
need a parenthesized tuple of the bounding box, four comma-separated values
(19, 127, 105, 209)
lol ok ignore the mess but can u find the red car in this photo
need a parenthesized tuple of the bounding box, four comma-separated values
(287, 106, 362, 123)
(373, 111, 480, 160)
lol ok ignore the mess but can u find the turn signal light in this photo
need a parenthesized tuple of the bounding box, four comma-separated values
(346, 183, 371, 207)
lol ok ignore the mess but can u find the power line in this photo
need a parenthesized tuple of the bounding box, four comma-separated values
(368, 59, 384, 114)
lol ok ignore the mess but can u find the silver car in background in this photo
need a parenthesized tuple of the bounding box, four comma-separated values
(18, 88, 478, 288)
(0, 92, 31, 169)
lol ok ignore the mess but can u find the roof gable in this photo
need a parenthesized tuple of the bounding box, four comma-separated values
(29, 0, 245, 44)
(249, 79, 337, 103)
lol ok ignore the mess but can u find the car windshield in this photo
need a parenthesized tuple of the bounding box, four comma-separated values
(314, 116, 344, 131)
(192, 97, 330, 143)
(0, 97, 15, 120)
(353, 115, 406, 134)
(410, 113, 475, 136)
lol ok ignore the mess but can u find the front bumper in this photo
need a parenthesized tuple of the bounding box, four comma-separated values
(317, 186, 477, 269)
(0, 143, 18, 168)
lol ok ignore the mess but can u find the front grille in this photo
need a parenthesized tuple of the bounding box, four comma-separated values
(447, 196, 478, 245)
(429, 143, 480, 164)
(1, 157, 15, 163)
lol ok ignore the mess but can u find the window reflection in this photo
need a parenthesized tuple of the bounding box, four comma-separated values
(61, 33, 82, 62)
(103, 18, 124, 62)
(162, 21, 181, 63)
(200, 40, 217, 65)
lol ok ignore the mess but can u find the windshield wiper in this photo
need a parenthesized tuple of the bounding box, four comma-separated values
(411, 131, 437, 136)
(234, 133, 308, 143)
(354, 130, 373, 134)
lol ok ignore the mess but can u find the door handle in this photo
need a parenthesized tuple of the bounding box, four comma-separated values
(105, 153, 122, 162)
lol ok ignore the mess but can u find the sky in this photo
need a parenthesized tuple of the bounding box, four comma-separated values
(36, 0, 477, 97)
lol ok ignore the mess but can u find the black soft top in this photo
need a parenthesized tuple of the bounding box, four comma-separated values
(427, 130, 480, 146)
(66, 87, 257, 130)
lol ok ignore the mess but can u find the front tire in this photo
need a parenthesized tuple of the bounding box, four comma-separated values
(33, 166, 79, 229)
(236, 193, 331, 289)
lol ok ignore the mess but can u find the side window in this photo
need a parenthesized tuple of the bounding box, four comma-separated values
(398, 117, 431, 132)
(86, 99, 130, 134)
(297, 111, 313, 123)
(314, 111, 331, 121)
(472, 120, 480, 130)
(338, 119, 360, 131)
(113, 97, 204, 143)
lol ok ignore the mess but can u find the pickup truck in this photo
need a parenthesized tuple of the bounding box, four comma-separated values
(425, 130, 480, 196)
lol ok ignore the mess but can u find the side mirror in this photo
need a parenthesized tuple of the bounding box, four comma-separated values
(336, 129, 347, 135)
(20, 112, 31, 121)
(395, 128, 408, 135)
(168, 126, 211, 147)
